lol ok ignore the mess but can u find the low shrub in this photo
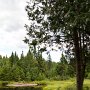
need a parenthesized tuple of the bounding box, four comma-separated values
(1, 81, 9, 86)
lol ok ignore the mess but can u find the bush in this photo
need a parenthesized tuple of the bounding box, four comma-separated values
(37, 81, 47, 85)
(87, 73, 90, 79)
(2, 81, 8, 86)
(36, 73, 46, 81)
(51, 75, 69, 80)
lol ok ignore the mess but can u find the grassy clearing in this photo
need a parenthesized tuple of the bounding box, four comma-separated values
(36, 79, 90, 90)
(43, 80, 75, 90)
(0, 79, 90, 90)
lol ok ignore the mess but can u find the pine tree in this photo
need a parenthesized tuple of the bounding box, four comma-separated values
(47, 53, 52, 70)
(60, 53, 68, 64)
(9, 52, 14, 67)
(20, 51, 24, 60)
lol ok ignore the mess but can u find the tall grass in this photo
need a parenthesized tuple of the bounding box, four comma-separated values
(43, 79, 90, 90)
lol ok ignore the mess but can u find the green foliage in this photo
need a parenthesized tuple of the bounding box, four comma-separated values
(36, 73, 46, 81)
(24, 1, 90, 89)
(56, 55, 69, 80)
(1, 81, 8, 86)
(67, 65, 75, 77)
(86, 73, 90, 79)
(0, 50, 55, 81)
(0, 50, 89, 82)
(9, 52, 19, 67)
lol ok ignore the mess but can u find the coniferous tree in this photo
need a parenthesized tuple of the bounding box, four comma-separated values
(56, 54, 68, 80)
(0, 55, 2, 59)
(24, 0, 90, 89)
(9, 52, 14, 67)
(61, 53, 68, 64)
(14, 51, 19, 63)
(20, 51, 25, 61)
(47, 53, 52, 70)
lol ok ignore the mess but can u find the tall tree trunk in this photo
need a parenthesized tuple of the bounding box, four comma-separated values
(73, 29, 85, 90)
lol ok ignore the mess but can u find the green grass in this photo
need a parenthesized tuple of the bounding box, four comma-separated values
(39, 79, 90, 90)
(0, 79, 90, 90)
(43, 80, 75, 90)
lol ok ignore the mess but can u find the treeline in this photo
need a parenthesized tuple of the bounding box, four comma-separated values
(0, 50, 90, 81)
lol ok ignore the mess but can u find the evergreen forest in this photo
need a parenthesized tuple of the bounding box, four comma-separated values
(0, 50, 90, 82)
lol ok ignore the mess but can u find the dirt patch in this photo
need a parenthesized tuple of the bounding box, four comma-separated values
(7, 83, 38, 87)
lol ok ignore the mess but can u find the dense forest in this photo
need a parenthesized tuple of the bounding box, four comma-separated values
(0, 50, 90, 82)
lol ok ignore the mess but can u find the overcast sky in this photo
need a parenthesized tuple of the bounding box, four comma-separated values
(0, 0, 61, 62)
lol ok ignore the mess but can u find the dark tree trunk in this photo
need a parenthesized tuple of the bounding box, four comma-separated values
(73, 29, 85, 90)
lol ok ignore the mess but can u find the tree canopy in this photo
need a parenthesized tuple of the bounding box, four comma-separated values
(24, 0, 90, 90)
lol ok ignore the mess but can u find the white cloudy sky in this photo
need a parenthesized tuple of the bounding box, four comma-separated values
(0, 0, 61, 62)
